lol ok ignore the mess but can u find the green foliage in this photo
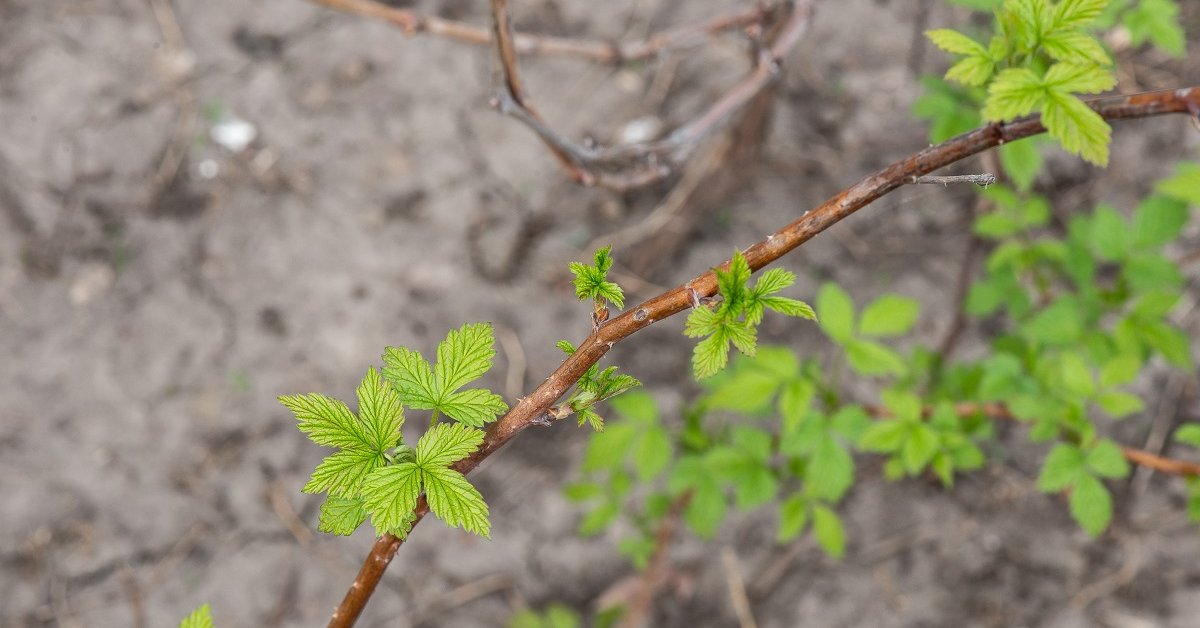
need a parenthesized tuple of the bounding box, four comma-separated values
(382, 323, 508, 427)
(286, 325, 504, 539)
(318, 496, 370, 536)
(507, 604, 583, 628)
(179, 604, 213, 628)
(556, 340, 642, 431)
(360, 422, 489, 538)
(1120, 0, 1186, 56)
(816, 283, 916, 376)
(1037, 440, 1128, 535)
(686, 251, 815, 379)
(281, 369, 403, 499)
(1176, 425, 1200, 449)
(570, 245, 625, 309)
(927, 0, 1121, 165)
(566, 155, 1195, 560)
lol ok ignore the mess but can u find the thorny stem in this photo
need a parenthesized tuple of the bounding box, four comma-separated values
(326, 87, 1200, 627)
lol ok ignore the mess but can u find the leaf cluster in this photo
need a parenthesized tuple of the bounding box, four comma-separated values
(283, 323, 508, 539)
(569, 245, 625, 309)
(556, 340, 641, 431)
(567, 162, 1196, 561)
(178, 604, 213, 628)
(927, 0, 1123, 165)
(685, 250, 815, 379)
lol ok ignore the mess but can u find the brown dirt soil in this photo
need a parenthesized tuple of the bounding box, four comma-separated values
(1, 1, 1199, 626)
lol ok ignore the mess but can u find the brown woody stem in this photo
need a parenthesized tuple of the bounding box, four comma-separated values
(327, 86, 1200, 627)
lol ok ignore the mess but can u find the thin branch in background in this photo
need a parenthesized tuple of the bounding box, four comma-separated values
(413, 574, 515, 627)
(485, 1, 815, 190)
(910, 173, 996, 187)
(486, 0, 593, 184)
(314, 0, 814, 190)
(618, 491, 693, 628)
(720, 546, 759, 628)
(309, 0, 772, 64)
(494, 325, 527, 403)
(325, 87, 1200, 628)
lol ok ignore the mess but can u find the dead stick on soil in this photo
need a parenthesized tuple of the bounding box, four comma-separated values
(325, 87, 1200, 628)
(720, 546, 759, 628)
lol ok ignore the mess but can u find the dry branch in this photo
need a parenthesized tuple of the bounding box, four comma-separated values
(314, 0, 815, 190)
(488, 0, 816, 189)
(326, 87, 1200, 628)
(309, 0, 772, 64)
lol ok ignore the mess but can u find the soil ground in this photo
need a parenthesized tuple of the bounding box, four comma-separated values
(2, 1, 1199, 627)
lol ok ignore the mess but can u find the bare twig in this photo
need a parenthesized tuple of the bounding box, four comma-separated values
(326, 87, 1200, 628)
(487, 1, 815, 190)
(413, 573, 515, 627)
(494, 325, 527, 402)
(268, 480, 315, 547)
(316, 0, 813, 190)
(910, 173, 996, 187)
(720, 546, 758, 628)
(618, 491, 693, 628)
(309, 0, 772, 64)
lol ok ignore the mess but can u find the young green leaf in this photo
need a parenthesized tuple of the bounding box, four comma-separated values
(360, 462, 422, 537)
(846, 339, 907, 376)
(859, 295, 920, 337)
(1070, 472, 1112, 536)
(357, 421, 488, 538)
(1042, 90, 1111, 166)
(282, 368, 405, 498)
(422, 465, 491, 538)
(1123, 0, 1186, 57)
(1175, 425, 1200, 448)
(319, 496, 370, 536)
(816, 283, 855, 344)
(692, 328, 731, 379)
(777, 495, 809, 542)
(1085, 439, 1131, 478)
(303, 446, 387, 497)
(382, 323, 509, 427)
(1155, 162, 1200, 205)
(416, 422, 486, 468)
(1131, 196, 1189, 250)
(1038, 443, 1085, 492)
(926, 28, 996, 86)
(999, 139, 1043, 191)
(281, 393, 367, 450)
(983, 68, 1045, 121)
(569, 246, 626, 308)
(1050, 0, 1108, 30)
(812, 505, 846, 559)
(179, 603, 213, 628)
(808, 435, 855, 501)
